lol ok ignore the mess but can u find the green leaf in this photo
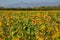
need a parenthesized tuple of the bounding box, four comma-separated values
(5, 36, 12, 40)
(55, 37, 60, 40)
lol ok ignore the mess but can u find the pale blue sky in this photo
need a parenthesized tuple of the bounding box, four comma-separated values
(0, 0, 60, 7)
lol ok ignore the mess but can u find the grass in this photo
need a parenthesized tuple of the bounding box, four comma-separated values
(0, 10, 60, 40)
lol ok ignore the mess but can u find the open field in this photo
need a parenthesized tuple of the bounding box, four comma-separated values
(0, 10, 60, 40)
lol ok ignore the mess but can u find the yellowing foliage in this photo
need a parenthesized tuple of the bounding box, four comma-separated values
(0, 22, 2, 27)
(11, 29, 18, 36)
(40, 25, 46, 31)
(51, 32, 60, 39)
(12, 37, 19, 40)
(0, 10, 60, 40)
(35, 33, 44, 40)
(37, 37, 44, 40)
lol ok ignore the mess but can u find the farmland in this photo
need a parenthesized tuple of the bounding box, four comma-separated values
(0, 10, 60, 40)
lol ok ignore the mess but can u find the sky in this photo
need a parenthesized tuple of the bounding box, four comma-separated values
(0, 0, 60, 7)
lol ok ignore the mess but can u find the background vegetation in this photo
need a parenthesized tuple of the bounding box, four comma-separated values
(0, 5, 60, 10)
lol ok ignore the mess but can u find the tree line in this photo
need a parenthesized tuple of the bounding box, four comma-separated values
(0, 5, 60, 10)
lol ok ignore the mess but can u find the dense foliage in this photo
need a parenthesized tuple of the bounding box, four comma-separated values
(0, 10, 60, 40)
